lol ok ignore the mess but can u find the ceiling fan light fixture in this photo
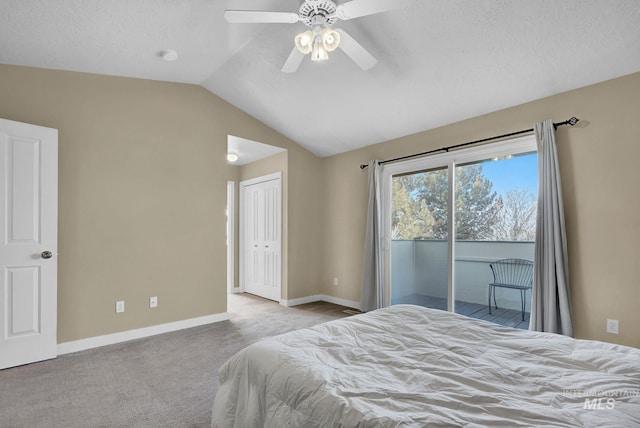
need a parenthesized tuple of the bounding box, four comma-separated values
(321, 28, 340, 52)
(224, 0, 404, 72)
(311, 36, 329, 61)
(295, 30, 314, 54)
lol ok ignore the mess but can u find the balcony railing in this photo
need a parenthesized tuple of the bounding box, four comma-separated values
(391, 240, 534, 329)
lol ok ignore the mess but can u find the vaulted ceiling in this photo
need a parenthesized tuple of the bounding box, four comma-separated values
(1, 0, 639, 157)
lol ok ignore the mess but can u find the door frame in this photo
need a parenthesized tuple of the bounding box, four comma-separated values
(239, 172, 282, 301)
(380, 135, 537, 309)
(226, 180, 235, 294)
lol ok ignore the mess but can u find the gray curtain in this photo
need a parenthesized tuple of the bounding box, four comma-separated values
(360, 160, 385, 312)
(530, 119, 573, 336)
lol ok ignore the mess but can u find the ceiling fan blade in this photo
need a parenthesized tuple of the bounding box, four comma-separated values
(336, 0, 413, 20)
(224, 10, 300, 24)
(281, 47, 305, 73)
(335, 29, 377, 70)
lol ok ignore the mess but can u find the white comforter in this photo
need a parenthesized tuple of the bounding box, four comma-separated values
(212, 305, 640, 427)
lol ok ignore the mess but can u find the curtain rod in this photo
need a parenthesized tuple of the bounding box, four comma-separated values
(359, 117, 580, 169)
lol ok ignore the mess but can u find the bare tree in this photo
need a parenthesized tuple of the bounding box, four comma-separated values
(493, 188, 537, 241)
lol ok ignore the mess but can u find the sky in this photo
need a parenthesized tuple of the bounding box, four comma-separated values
(479, 152, 538, 196)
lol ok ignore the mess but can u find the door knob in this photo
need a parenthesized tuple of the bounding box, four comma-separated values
(41, 251, 53, 259)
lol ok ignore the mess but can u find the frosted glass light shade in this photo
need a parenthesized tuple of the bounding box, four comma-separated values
(321, 28, 340, 52)
(295, 30, 314, 54)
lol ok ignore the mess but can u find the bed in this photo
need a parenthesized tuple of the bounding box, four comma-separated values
(212, 304, 640, 427)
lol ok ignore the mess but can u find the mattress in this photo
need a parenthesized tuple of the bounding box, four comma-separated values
(212, 304, 640, 427)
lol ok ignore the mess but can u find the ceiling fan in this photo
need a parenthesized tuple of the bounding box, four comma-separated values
(224, 0, 412, 73)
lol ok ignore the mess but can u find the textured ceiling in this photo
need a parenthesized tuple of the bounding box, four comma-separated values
(1, 0, 639, 157)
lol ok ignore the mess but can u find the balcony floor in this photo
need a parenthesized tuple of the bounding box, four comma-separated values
(392, 294, 530, 330)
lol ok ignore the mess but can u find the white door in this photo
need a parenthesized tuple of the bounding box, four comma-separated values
(241, 173, 281, 301)
(0, 118, 58, 369)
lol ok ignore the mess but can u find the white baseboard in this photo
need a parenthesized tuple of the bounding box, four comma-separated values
(57, 312, 229, 355)
(280, 295, 322, 307)
(281, 294, 361, 311)
(320, 295, 361, 311)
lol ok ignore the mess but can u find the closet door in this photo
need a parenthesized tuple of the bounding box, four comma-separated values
(241, 173, 281, 301)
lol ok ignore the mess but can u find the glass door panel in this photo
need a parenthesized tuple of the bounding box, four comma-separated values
(390, 167, 449, 310)
(453, 152, 537, 328)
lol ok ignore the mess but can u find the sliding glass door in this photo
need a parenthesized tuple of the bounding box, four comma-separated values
(382, 136, 537, 325)
(391, 166, 449, 309)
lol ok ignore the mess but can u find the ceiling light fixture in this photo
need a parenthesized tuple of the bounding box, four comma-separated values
(224, 0, 412, 72)
(311, 36, 328, 61)
(294, 30, 314, 54)
(227, 152, 239, 162)
(294, 12, 340, 62)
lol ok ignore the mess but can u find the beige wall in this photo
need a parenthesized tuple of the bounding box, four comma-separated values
(285, 147, 325, 299)
(2, 63, 637, 348)
(321, 72, 640, 347)
(0, 64, 321, 343)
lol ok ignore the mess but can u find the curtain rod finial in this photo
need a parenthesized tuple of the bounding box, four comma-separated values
(568, 117, 579, 126)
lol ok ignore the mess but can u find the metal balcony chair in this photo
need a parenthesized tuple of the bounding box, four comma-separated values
(488, 258, 533, 321)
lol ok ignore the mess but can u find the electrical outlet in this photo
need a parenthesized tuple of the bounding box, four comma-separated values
(150, 296, 158, 308)
(333, 277, 339, 286)
(115, 300, 125, 313)
(606, 319, 619, 334)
